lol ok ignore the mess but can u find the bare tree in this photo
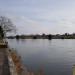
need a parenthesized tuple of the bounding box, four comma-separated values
(0, 16, 16, 38)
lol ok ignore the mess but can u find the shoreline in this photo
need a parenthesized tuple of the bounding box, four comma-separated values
(7, 48, 36, 75)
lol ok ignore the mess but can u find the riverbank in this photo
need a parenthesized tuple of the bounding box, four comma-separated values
(7, 33, 75, 39)
(7, 48, 35, 75)
(7, 48, 44, 75)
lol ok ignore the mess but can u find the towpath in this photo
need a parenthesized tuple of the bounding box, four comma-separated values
(0, 48, 10, 75)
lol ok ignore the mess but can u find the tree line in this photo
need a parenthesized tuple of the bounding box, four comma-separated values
(7, 33, 75, 39)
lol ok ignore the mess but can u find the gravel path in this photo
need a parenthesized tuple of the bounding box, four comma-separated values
(0, 48, 10, 75)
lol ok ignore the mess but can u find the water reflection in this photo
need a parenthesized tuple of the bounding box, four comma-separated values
(7, 39, 75, 75)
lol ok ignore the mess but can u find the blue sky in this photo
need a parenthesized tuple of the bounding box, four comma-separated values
(0, 0, 75, 35)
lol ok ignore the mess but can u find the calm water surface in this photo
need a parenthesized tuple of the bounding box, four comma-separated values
(7, 39, 75, 75)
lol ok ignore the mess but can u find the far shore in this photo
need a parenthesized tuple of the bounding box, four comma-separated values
(7, 33, 75, 39)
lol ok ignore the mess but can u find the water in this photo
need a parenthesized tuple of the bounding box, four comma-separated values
(7, 39, 75, 75)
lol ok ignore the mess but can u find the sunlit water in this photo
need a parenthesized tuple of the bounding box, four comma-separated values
(7, 39, 75, 75)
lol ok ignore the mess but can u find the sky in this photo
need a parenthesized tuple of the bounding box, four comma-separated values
(0, 0, 75, 35)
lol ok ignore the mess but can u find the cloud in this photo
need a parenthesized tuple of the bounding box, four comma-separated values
(3, 13, 75, 34)
(1, 0, 75, 34)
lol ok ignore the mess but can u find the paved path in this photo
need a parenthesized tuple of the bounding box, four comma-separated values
(0, 48, 10, 75)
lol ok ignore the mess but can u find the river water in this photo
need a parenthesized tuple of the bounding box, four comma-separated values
(7, 39, 75, 75)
